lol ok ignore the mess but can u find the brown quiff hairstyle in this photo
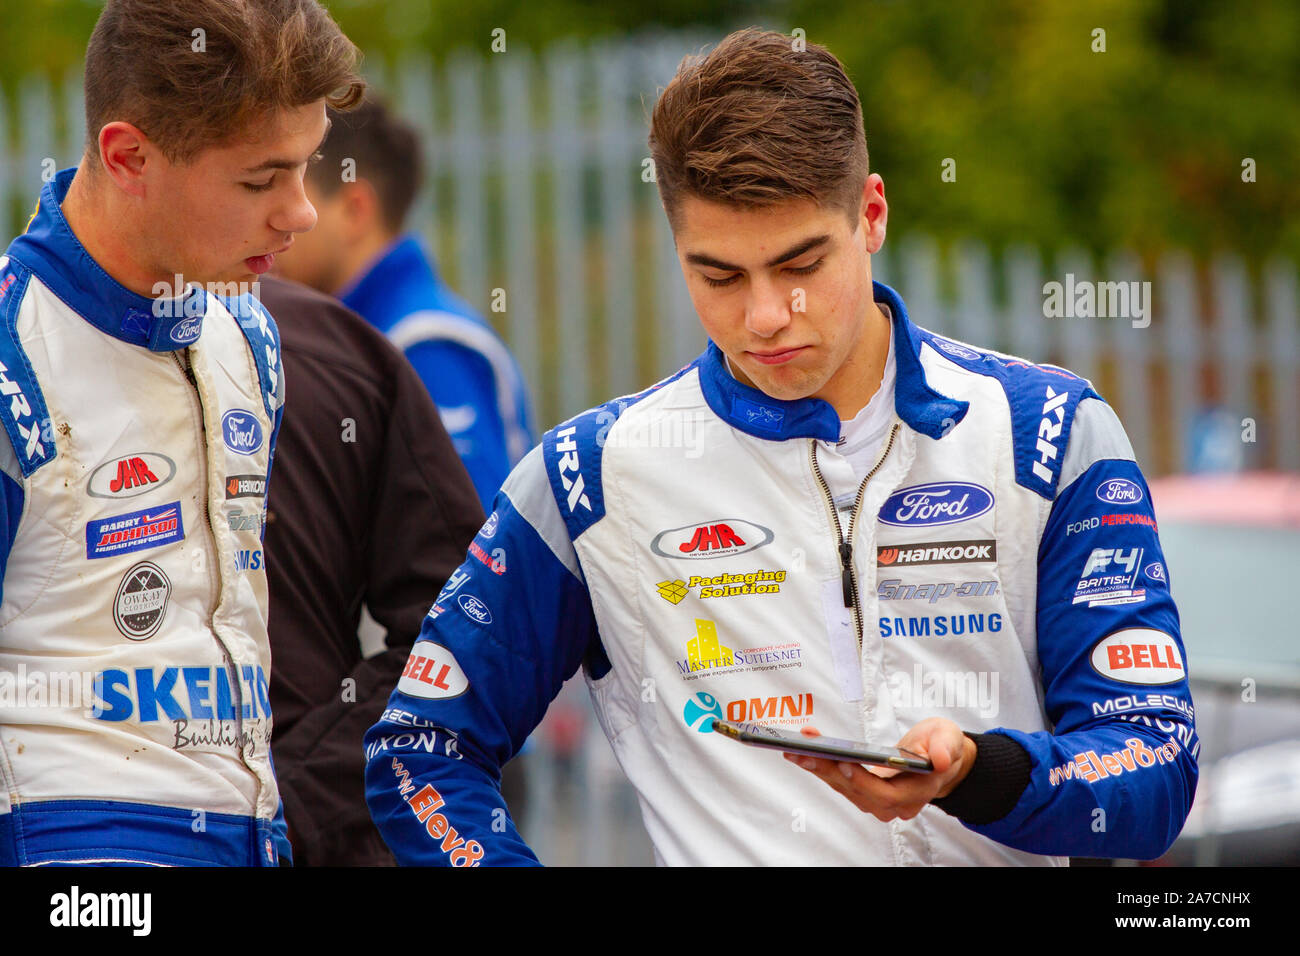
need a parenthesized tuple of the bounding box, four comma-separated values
(82, 0, 365, 165)
(649, 27, 869, 230)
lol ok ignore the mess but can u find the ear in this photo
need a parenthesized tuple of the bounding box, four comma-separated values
(860, 173, 888, 255)
(97, 122, 153, 199)
(337, 179, 384, 237)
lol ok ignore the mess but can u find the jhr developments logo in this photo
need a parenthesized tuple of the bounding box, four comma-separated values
(655, 569, 786, 604)
(675, 619, 802, 681)
(650, 519, 774, 559)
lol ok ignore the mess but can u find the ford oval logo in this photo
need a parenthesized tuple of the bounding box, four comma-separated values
(1095, 478, 1143, 506)
(170, 316, 203, 345)
(221, 409, 264, 456)
(458, 593, 492, 624)
(879, 482, 994, 527)
(935, 339, 980, 361)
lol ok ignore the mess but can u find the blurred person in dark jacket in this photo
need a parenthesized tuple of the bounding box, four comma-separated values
(257, 275, 487, 865)
(272, 97, 534, 511)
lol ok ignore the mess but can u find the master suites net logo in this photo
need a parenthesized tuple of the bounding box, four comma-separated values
(675, 619, 801, 681)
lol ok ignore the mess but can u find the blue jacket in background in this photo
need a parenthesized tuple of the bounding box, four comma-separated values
(340, 236, 534, 509)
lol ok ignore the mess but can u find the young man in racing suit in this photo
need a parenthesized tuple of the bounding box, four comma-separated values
(364, 28, 1197, 866)
(0, 0, 362, 866)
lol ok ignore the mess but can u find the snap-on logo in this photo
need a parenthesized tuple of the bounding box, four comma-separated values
(1090, 629, 1185, 686)
(878, 482, 993, 528)
(221, 410, 264, 456)
(1096, 478, 1143, 506)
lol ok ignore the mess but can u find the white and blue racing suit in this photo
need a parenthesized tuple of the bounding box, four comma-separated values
(0, 168, 289, 866)
(364, 280, 1197, 866)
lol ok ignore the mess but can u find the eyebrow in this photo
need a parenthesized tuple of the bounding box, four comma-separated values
(685, 233, 831, 272)
(241, 117, 333, 173)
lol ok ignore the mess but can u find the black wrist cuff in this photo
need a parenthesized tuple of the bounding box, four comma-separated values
(930, 732, 1032, 825)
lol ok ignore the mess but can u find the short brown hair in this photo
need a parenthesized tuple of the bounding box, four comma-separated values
(648, 27, 869, 229)
(308, 98, 423, 233)
(83, 0, 365, 165)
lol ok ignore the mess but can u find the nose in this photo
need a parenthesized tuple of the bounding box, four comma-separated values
(271, 176, 318, 235)
(745, 277, 792, 339)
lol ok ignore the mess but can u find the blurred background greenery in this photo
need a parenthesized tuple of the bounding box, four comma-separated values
(3, 0, 1297, 260)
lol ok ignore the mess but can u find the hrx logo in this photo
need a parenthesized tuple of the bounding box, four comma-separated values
(1031, 386, 1069, 484)
(0, 359, 46, 464)
(554, 426, 591, 512)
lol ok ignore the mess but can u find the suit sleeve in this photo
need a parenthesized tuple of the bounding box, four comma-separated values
(364, 445, 598, 866)
(944, 397, 1198, 859)
(272, 348, 485, 865)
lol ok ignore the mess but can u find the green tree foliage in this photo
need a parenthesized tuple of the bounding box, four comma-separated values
(3, 1, 1295, 258)
(783, 0, 1300, 259)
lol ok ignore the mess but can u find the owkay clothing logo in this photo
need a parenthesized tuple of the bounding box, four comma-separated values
(114, 561, 171, 641)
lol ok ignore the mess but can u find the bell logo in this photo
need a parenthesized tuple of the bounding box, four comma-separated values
(398, 641, 470, 700)
(1090, 629, 1185, 686)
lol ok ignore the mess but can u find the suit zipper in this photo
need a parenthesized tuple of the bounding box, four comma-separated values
(810, 421, 900, 651)
(170, 348, 246, 735)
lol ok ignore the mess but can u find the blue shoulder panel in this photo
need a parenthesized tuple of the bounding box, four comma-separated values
(919, 331, 1098, 499)
(542, 364, 699, 541)
(220, 292, 283, 423)
(0, 262, 54, 478)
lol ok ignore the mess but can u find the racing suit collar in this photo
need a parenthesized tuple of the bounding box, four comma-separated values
(697, 280, 969, 442)
(338, 233, 434, 329)
(4, 166, 204, 352)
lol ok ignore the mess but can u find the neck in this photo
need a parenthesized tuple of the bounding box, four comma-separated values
(334, 228, 398, 297)
(60, 166, 164, 298)
(824, 299, 892, 420)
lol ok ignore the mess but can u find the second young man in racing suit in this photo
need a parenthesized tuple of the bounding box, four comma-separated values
(363, 28, 1197, 866)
